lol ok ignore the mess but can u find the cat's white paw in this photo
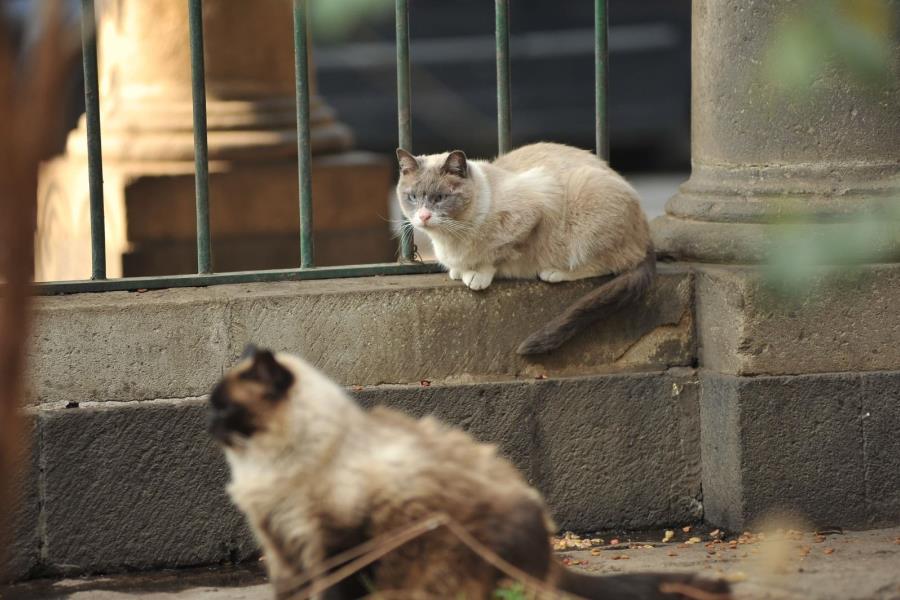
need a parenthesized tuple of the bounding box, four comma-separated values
(538, 270, 569, 283)
(448, 268, 462, 280)
(462, 270, 494, 290)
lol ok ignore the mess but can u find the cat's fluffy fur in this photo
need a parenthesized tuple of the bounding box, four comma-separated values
(396, 142, 655, 355)
(211, 348, 730, 600)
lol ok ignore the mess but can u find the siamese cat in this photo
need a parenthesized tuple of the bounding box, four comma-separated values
(396, 142, 654, 355)
(210, 348, 730, 600)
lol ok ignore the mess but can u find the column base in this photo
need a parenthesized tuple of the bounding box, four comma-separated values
(36, 151, 397, 280)
(652, 161, 900, 263)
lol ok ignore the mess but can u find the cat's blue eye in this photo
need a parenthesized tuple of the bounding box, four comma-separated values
(433, 194, 444, 203)
(405, 194, 415, 204)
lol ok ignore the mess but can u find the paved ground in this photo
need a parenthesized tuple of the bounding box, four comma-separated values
(2, 526, 898, 599)
(557, 526, 900, 600)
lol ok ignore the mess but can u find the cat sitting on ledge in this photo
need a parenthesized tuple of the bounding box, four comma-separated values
(396, 143, 655, 355)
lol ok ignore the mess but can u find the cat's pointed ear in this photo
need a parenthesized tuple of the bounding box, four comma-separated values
(396, 148, 420, 175)
(241, 349, 294, 396)
(441, 150, 468, 178)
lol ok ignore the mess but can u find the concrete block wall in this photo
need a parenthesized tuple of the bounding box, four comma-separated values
(8, 268, 701, 580)
(9, 264, 900, 581)
(694, 265, 900, 531)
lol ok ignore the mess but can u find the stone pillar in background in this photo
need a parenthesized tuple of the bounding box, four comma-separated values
(36, 0, 396, 280)
(653, 1, 900, 263)
(651, 0, 900, 530)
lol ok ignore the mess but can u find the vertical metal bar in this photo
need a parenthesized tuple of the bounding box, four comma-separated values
(594, 0, 609, 160)
(293, 0, 315, 268)
(495, 0, 511, 155)
(188, 0, 212, 273)
(80, 0, 106, 280)
(396, 0, 414, 261)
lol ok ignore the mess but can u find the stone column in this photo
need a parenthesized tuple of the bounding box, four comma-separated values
(654, 0, 900, 263)
(651, 0, 900, 531)
(37, 0, 396, 279)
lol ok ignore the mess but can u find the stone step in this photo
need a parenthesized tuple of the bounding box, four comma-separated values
(8, 370, 702, 580)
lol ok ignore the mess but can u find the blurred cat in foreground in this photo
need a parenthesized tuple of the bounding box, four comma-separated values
(210, 347, 730, 600)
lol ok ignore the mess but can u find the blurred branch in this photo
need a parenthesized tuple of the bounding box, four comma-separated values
(0, 0, 78, 578)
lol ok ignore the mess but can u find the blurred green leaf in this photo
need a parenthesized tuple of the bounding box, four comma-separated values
(764, 200, 900, 295)
(764, 20, 826, 92)
(493, 581, 528, 600)
(311, 0, 394, 42)
(763, 0, 896, 95)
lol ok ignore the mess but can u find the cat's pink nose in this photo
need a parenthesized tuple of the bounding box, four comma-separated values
(416, 208, 432, 224)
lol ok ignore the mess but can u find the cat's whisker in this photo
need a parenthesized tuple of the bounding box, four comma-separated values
(436, 220, 474, 240)
(389, 220, 416, 241)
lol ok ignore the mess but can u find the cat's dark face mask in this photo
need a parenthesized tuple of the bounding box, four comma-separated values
(208, 346, 294, 447)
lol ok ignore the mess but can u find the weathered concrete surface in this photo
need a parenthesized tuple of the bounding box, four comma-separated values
(5, 528, 900, 600)
(40, 400, 257, 575)
(1, 418, 40, 582)
(360, 370, 703, 531)
(700, 370, 900, 532)
(10, 371, 700, 579)
(695, 264, 900, 376)
(531, 373, 702, 530)
(28, 267, 694, 405)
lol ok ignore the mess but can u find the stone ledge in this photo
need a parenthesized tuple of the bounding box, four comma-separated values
(8, 370, 701, 580)
(694, 263, 900, 376)
(28, 266, 694, 406)
(700, 370, 900, 531)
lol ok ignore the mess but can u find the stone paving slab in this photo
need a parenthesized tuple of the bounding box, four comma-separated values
(3, 528, 898, 600)
(560, 526, 900, 600)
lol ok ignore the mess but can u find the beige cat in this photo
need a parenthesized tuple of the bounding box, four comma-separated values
(396, 142, 654, 355)
(211, 347, 730, 600)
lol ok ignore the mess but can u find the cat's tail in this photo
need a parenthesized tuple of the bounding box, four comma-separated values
(515, 248, 656, 355)
(552, 563, 732, 600)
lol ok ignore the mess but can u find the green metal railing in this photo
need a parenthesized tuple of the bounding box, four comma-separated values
(594, 0, 609, 161)
(395, 0, 415, 261)
(187, 0, 211, 274)
(38, 0, 609, 295)
(495, 0, 511, 155)
(79, 0, 106, 280)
